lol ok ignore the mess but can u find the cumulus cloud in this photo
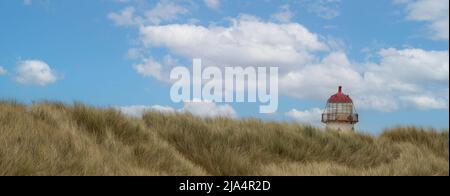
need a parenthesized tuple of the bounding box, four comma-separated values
(370, 47, 449, 109)
(108, 1, 189, 26)
(181, 100, 236, 118)
(144, 1, 189, 25)
(305, 0, 341, 19)
(133, 55, 182, 82)
(271, 4, 294, 23)
(110, 6, 448, 112)
(280, 52, 362, 100)
(373, 48, 449, 84)
(0, 66, 6, 75)
(15, 60, 60, 86)
(358, 48, 449, 111)
(116, 105, 176, 116)
(395, 0, 449, 40)
(401, 95, 448, 110)
(204, 0, 220, 9)
(108, 6, 142, 27)
(285, 108, 324, 126)
(137, 14, 448, 111)
(117, 101, 236, 118)
(139, 15, 327, 70)
(133, 58, 164, 80)
(281, 48, 449, 111)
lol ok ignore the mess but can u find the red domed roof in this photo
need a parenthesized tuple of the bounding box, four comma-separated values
(327, 86, 353, 103)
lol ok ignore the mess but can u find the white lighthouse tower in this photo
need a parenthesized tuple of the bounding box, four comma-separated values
(321, 86, 359, 132)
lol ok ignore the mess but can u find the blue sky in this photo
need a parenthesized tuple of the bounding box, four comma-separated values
(0, 0, 448, 133)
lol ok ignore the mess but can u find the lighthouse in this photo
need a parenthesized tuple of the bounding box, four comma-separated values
(321, 86, 359, 132)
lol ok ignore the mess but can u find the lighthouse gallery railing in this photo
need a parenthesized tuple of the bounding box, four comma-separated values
(321, 113, 359, 123)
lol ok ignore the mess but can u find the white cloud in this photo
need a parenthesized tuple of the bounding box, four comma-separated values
(144, 1, 189, 25)
(138, 14, 448, 111)
(306, 0, 341, 19)
(204, 0, 220, 9)
(395, 0, 449, 40)
(181, 100, 236, 118)
(108, 1, 189, 26)
(15, 60, 60, 86)
(0, 66, 6, 75)
(133, 58, 164, 80)
(116, 105, 176, 117)
(360, 48, 449, 111)
(133, 55, 181, 82)
(360, 47, 449, 111)
(354, 96, 400, 112)
(401, 95, 448, 110)
(114, 9, 448, 112)
(108, 6, 142, 27)
(117, 101, 236, 118)
(127, 48, 144, 60)
(280, 48, 449, 111)
(280, 52, 363, 100)
(139, 15, 327, 70)
(374, 48, 449, 84)
(271, 4, 294, 23)
(285, 108, 324, 127)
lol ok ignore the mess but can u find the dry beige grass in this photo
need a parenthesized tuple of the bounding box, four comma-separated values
(0, 101, 448, 176)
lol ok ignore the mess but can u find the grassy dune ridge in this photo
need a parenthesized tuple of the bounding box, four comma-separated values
(0, 101, 448, 176)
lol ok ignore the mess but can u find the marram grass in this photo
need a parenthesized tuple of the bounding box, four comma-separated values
(0, 101, 448, 176)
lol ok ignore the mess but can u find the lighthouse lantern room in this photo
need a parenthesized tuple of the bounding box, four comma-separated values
(321, 86, 358, 132)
